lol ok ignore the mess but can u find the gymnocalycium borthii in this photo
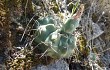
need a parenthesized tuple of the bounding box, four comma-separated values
(34, 4, 84, 59)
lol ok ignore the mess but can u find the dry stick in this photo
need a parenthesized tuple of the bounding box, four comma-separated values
(98, 48, 110, 56)
(21, 0, 28, 41)
(88, 0, 95, 51)
(56, 0, 62, 12)
(22, 16, 40, 45)
(87, 1, 95, 70)
(21, 0, 40, 42)
(20, 14, 36, 42)
(28, 21, 41, 47)
(39, 48, 49, 58)
(27, 21, 36, 36)
(96, 11, 105, 24)
(26, 19, 38, 44)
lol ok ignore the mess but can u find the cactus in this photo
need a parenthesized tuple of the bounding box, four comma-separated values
(61, 18, 80, 33)
(45, 30, 76, 58)
(34, 4, 84, 59)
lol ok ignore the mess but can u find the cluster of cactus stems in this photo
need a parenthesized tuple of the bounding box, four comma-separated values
(34, 4, 84, 59)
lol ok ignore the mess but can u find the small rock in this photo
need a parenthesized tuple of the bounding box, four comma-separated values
(32, 59, 69, 70)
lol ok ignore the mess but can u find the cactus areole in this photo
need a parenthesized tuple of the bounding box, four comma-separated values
(34, 4, 84, 59)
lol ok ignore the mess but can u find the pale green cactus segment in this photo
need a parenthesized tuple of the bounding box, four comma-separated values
(34, 16, 56, 43)
(61, 18, 79, 33)
(45, 30, 61, 51)
(34, 24, 56, 43)
(58, 34, 76, 58)
(45, 29, 76, 58)
(37, 16, 55, 25)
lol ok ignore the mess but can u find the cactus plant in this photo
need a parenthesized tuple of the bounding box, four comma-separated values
(34, 4, 84, 59)
(34, 15, 57, 43)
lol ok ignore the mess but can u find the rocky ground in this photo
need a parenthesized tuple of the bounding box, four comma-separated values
(0, 0, 110, 70)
